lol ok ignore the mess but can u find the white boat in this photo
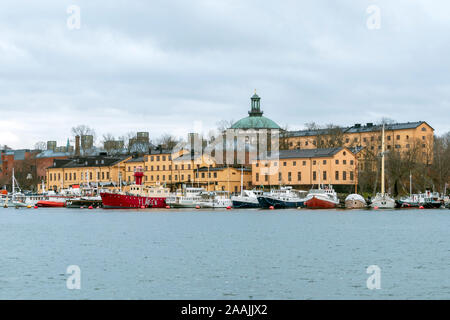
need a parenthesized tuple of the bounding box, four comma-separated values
(371, 124, 395, 209)
(166, 187, 205, 208)
(197, 191, 232, 208)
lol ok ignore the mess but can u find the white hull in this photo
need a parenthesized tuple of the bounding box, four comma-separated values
(371, 194, 396, 208)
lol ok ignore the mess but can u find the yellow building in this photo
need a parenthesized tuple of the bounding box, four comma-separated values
(285, 121, 434, 164)
(195, 166, 252, 192)
(252, 147, 357, 187)
(46, 156, 130, 191)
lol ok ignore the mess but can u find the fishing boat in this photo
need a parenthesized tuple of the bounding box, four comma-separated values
(101, 168, 169, 209)
(231, 189, 263, 208)
(257, 186, 308, 209)
(66, 196, 103, 208)
(345, 193, 367, 208)
(166, 187, 205, 208)
(397, 190, 443, 209)
(371, 124, 395, 209)
(304, 185, 340, 209)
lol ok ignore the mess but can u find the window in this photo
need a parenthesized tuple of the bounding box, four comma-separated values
(396, 135, 400, 140)
(157, 165, 160, 171)
(345, 138, 349, 143)
(278, 172, 282, 181)
(162, 156, 166, 161)
(181, 175, 184, 180)
(157, 175, 160, 181)
(302, 161, 306, 166)
(313, 171, 317, 180)
(73, 173, 76, 180)
(288, 172, 292, 182)
(214, 172, 217, 178)
(256, 173, 259, 181)
(350, 160, 354, 165)
(335, 160, 339, 164)
(283, 162, 287, 166)
(264, 174, 268, 182)
(323, 160, 326, 165)
(387, 136, 391, 141)
(256, 163, 259, 167)
(421, 127, 426, 131)
(297, 172, 301, 181)
(323, 171, 327, 180)
(151, 156, 154, 161)
(422, 136, 425, 140)
(156, 156, 160, 161)
(107, 172, 110, 179)
(293, 161, 296, 166)
(201, 173, 205, 178)
(151, 175, 154, 181)
(181, 165, 184, 170)
(305, 141, 309, 146)
(102, 172, 105, 180)
(350, 171, 354, 181)
(343, 171, 347, 180)
(313, 160, 316, 165)
(162, 165, 165, 170)
(90, 172, 92, 180)
(335, 171, 339, 180)
(343, 160, 347, 165)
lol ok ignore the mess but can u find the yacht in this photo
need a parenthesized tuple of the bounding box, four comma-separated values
(397, 190, 443, 209)
(166, 187, 205, 208)
(196, 191, 232, 208)
(371, 124, 395, 209)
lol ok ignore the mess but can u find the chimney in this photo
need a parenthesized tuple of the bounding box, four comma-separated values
(75, 135, 80, 156)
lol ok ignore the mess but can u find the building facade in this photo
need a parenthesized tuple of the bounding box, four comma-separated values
(251, 147, 358, 188)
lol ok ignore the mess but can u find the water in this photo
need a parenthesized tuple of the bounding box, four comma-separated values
(0, 207, 449, 299)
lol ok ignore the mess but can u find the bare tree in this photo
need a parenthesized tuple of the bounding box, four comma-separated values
(34, 141, 47, 151)
(71, 125, 96, 155)
(216, 119, 235, 133)
(156, 134, 179, 150)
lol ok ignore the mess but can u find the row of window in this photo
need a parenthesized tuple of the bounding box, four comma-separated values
(127, 164, 192, 172)
(146, 155, 172, 162)
(256, 159, 354, 167)
(255, 170, 354, 182)
(48, 171, 110, 181)
(290, 134, 430, 147)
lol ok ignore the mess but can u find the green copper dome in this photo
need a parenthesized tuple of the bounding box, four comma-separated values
(230, 92, 281, 130)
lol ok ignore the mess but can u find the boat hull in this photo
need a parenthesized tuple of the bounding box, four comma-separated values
(232, 200, 260, 208)
(100, 192, 166, 209)
(37, 200, 66, 208)
(66, 199, 103, 208)
(257, 196, 305, 209)
(305, 196, 338, 209)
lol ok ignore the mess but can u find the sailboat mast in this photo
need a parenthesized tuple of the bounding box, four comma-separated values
(410, 171, 412, 196)
(240, 166, 243, 196)
(381, 124, 385, 195)
(12, 168, 15, 202)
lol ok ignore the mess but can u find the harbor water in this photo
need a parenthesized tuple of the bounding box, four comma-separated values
(0, 207, 449, 299)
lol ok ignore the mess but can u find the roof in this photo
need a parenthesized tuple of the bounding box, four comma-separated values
(35, 150, 71, 158)
(125, 157, 145, 163)
(50, 156, 128, 169)
(231, 115, 281, 130)
(275, 147, 347, 159)
(197, 166, 251, 172)
(287, 121, 432, 137)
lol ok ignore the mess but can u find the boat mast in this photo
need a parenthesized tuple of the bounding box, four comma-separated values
(240, 166, 243, 196)
(409, 171, 412, 196)
(381, 123, 385, 195)
(12, 168, 15, 202)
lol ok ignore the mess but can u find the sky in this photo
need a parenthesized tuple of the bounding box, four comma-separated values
(1, 0, 449, 149)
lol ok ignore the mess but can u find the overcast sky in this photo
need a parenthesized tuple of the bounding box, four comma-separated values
(1, 0, 449, 149)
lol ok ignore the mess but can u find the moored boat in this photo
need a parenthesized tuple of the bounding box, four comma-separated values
(345, 194, 367, 208)
(100, 168, 169, 209)
(166, 187, 205, 208)
(257, 187, 307, 209)
(196, 191, 232, 208)
(304, 185, 340, 209)
(231, 190, 263, 208)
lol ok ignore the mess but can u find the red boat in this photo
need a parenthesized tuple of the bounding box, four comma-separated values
(304, 186, 340, 209)
(37, 200, 66, 207)
(100, 168, 170, 209)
